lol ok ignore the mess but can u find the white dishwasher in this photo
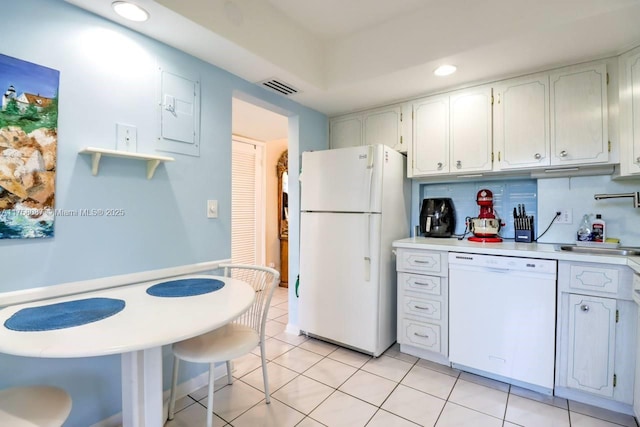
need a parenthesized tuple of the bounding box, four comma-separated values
(448, 252, 557, 393)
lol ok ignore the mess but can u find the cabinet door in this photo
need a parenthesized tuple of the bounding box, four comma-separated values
(494, 75, 550, 170)
(567, 293, 616, 397)
(329, 115, 363, 149)
(411, 95, 449, 176)
(450, 86, 493, 173)
(621, 48, 640, 174)
(363, 105, 401, 149)
(550, 63, 608, 165)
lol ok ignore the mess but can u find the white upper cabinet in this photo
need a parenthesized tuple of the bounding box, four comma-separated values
(449, 86, 493, 173)
(411, 87, 492, 177)
(411, 94, 449, 176)
(329, 114, 363, 149)
(550, 63, 609, 165)
(329, 104, 407, 152)
(493, 75, 550, 170)
(619, 46, 640, 176)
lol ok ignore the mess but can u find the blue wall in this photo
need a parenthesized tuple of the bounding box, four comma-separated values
(0, 1, 327, 425)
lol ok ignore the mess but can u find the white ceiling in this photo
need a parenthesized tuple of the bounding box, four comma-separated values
(66, 0, 640, 117)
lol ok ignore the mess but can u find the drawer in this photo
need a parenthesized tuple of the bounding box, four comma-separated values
(403, 296, 441, 320)
(569, 264, 619, 294)
(401, 319, 441, 352)
(399, 272, 442, 296)
(397, 249, 445, 275)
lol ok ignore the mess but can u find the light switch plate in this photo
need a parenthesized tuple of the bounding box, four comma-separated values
(116, 123, 137, 152)
(207, 200, 218, 218)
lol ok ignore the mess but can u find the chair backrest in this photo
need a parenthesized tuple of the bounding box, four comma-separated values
(221, 264, 280, 339)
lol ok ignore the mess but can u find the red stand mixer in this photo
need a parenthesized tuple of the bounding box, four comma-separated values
(467, 189, 503, 242)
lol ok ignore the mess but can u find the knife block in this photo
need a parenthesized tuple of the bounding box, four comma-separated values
(515, 226, 534, 243)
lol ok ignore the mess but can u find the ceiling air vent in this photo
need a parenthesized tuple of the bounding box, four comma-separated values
(259, 79, 300, 96)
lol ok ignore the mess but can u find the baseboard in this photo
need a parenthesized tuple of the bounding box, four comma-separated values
(90, 364, 229, 427)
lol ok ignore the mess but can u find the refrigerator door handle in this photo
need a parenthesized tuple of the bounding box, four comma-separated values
(364, 214, 371, 282)
(366, 145, 375, 212)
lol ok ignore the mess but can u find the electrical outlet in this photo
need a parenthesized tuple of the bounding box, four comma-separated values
(556, 209, 572, 224)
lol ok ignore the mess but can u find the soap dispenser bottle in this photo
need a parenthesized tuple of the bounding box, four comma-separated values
(592, 214, 606, 242)
(577, 214, 592, 241)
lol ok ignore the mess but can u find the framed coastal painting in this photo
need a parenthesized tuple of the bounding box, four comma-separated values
(0, 54, 59, 239)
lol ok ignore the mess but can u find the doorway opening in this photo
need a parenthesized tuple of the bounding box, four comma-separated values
(231, 97, 289, 289)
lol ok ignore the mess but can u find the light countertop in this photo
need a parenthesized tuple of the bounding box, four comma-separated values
(392, 237, 640, 272)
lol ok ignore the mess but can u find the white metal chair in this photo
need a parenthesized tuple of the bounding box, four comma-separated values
(168, 264, 280, 427)
(0, 385, 72, 427)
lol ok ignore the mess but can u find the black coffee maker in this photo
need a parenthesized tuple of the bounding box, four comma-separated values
(419, 198, 456, 237)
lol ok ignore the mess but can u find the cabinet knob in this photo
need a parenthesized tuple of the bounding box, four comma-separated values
(534, 153, 542, 160)
(456, 160, 462, 169)
(559, 150, 568, 158)
(581, 304, 590, 312)
(437, 162, 443, 170)
(636, 157, 640, 163)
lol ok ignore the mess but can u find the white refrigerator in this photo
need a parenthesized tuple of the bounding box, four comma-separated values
(299, 145, 410, 356)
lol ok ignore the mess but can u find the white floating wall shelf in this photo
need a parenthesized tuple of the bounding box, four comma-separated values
(79, 147, 175, 179)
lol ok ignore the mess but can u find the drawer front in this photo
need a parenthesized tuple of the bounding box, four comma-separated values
(399, 272, 441, 296)
(569, 265, 619, 294)
(403, 296, 441, 320)
(402, 319, 441, 352)
(397, 249, 444, 275)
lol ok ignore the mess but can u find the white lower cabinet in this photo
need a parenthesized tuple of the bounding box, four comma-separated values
(556, 261, 637, 412)
(395, 248, 448, 364)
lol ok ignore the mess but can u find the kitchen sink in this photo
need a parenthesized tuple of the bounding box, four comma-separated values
(558, 245, 640, 256)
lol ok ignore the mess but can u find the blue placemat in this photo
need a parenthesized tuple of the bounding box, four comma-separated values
(146, 278, 224, 298)
(4, 297, 126, 332)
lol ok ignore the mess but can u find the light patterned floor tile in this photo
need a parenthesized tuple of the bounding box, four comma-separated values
(273, 375, 334, 414)
(448, 379, 508, 419)
(570, 411, 631, 427)
(381, 384, 446, 426)
(240, 362, 298, 393)
(458, 372, 510, 393)
(327, 347, 372, 368)
(231, 398, 305, 427)
(231, 353, 263, 379)
(166, 401, 227, 427)
(189, 379, 229, 402)
(416, 358, 461, 378)
(569, 400, 638, 427)
(384, 343, 419, 364)
(295, 416, 326, 427)
(201, 380, 265, 422)
(298, 338, 339, 356)
(303, 357, 357, 388)
(272, 330, 309, 346)
(309, 390, 377, 427)
(338, 370, 397, 406)
(509, 386, 567, 410)
(361, 355, 413, 382)
(171, 395, 198, 413)
(267, 306, 288, 320)
(401, 364, 457, 399)
(272, 347, 324, 373)
(366, 409, 421, 427)
(252, 337, 295, 360)
(505, 394, 570, 427)
(435, 402, 503, 427)
(274, 313, 289, 324)
(265, 320, 288, 337)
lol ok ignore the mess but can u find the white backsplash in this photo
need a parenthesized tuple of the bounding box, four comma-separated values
(537, 175, 640, 246)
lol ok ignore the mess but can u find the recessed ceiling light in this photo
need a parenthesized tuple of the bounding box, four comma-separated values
(434, 65, 457, 77)
(112, 1, 149, 22)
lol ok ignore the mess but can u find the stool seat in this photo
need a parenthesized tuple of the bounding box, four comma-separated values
(0, 386, 72, 427)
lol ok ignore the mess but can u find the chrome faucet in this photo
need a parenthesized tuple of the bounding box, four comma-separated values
(594, 192, 640, 208)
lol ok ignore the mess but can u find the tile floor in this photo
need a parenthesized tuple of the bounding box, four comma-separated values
(166, 286, 639, 427)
